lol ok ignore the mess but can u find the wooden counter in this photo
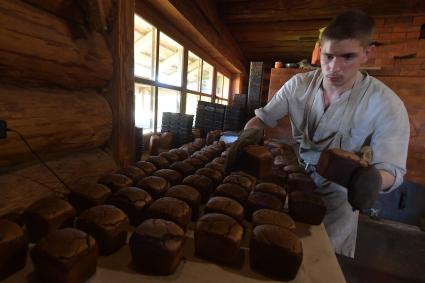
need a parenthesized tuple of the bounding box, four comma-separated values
(4, 222, 346, 283)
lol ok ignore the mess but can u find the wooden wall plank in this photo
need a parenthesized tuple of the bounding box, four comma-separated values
(0, 86, 112, 167)
(0, 0, 113, 89)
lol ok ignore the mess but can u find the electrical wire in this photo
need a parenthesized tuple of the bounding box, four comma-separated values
(7, 128, 71, 194)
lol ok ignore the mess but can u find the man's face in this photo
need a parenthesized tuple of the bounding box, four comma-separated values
(320, 38, 370, 88)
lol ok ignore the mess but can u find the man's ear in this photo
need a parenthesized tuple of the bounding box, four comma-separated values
(364, 44, 376, 62)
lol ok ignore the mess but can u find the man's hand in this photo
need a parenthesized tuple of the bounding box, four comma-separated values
(225, 128, 264, 173)
(348, 166, 382, 210)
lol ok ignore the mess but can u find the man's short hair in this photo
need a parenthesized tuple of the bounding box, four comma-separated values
(321, 9, 374, 47)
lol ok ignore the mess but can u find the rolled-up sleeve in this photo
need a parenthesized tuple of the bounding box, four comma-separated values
(254, 76, 298, 127)
(371, 97, 410, 192)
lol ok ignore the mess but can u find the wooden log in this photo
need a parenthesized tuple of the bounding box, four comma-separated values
(104, 0, 135, 167)
(0, 149, 117, 218)
(0, 86, 112, 167)
(0, 0, 113, 89)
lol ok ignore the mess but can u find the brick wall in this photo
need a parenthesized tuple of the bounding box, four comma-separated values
(367, 15, 425, 186)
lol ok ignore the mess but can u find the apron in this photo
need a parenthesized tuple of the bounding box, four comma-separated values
(297, 70, 372, 258)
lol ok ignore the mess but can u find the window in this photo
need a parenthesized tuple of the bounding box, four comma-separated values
(134, 14, 232, 134)
(157, 88, 180, 131)
(187, 51, 202, 92)
(186, 93, 199, 116)
(134, 15, 156, 80)
(201, 61, 213, 94)
(135, 84, 155, 131)
(158, 32, 183, 86)
(216, 72, 230, 105)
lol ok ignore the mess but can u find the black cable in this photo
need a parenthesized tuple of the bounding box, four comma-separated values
(7, 128, 71, 194)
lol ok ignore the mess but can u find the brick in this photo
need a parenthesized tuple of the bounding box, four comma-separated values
(393, 25, 409, 33)
(394, 16, 413, 24)
(407, 26, 421, 32)
(375, 27, 394, 33)
(413, 16, 425, 25)
(406, 32, 419, 39)
(374, 18, 386, 28)
(391, 32, 407, 40)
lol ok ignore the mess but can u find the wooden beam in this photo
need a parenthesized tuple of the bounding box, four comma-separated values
(140, 0, 246, 76)
(0, 86, 112, 168)
(0, 0, 113, 89)
(218, 0, 425, 23)
(104, 0, 135, 167)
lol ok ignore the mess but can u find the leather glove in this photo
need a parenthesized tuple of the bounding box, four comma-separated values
(225, 128, 264, 173)
(348, 165, 382, 210)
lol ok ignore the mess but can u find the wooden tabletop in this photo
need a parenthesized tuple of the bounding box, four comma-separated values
(4, 222, 346, 283)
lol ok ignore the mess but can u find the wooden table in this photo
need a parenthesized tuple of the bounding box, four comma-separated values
(4, 222, 346, 283)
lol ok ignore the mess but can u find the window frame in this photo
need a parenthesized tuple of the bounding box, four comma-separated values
(134, 14, 231, 134)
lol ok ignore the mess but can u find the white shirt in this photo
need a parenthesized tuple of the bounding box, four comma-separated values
(255, 69, 409, 191)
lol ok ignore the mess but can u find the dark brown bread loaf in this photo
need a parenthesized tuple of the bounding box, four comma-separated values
(182, 174, 214, 202)
(136, 176, 170, 200)
(288, 192, 326, 225)
(169, 161, 195, 176)
(239, 145, 273, 178)
(261, 167, 288, 187)
(69, 183, 112, 214)
(250, 224, 303, 280)
(212, 157, 227, 165)
(134, 161, 157, 175)
(287, 173, 316, 193)
(204, 162, 226, 176)
(117, 166, 146, 183)
(252, 209, 295, 231)
(24, 197, 76, 242)
(159, 151, 180, 163)
(195, 168, 223, 186)
(205, 196, 245, 223)
(183, 157, 204, 169)
(153, 169, 183, 186)
(30, 228, 98, 283)
(191, 152, 210, 164)
(316, 148, 367, 187)
(98, 173, 134, 192)
(169, 148, 189, 160)
(0, 220, 28, 280)
(192, 138, 206, 149)
(147, 155, 170, 169)
(147, 197, 192, 230)
(195, 213, 243, 265)
(246, 192, 283, 219)
(254, 182, 287, 203)
(283, 164, 307, 175)
(76, 205, 129, 255)
(106, 187, 153, 226)
(214, 183, 249, 206)
(130, 219, 185, 275)
(165, 185, 201, 220)
(223, 174, 255, 192)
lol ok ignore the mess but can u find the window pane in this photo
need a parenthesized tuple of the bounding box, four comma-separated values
(135, 83, 155, 133)
(217, 99, 228, 106)
(200, 95, 211, 102)
(216, 72, 224, 98)
(134, 15, 156, 80)
(201, 61, 213, 94)
(158, 32, 183, 87)
(186, 92, 199, 116)
(223, 76, 230, 99)
(157, 88, 180, 131)
(187, 51, 202, 92)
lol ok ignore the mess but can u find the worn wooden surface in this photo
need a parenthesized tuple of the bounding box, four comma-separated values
(3, 222, 345, 283)
(0, 86, 112, 167)
(0, 0, 113, 89)
(103, 0, 135, 167)
(0, 149, 117, 218)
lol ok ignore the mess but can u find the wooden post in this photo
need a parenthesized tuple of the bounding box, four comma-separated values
(104, 0, 135, 167)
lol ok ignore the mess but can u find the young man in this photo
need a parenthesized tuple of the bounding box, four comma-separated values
(243, 10, 410, 257)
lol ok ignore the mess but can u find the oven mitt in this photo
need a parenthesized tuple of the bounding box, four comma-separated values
(225, 128, 264, 173)
(348, 165, 382, 210)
